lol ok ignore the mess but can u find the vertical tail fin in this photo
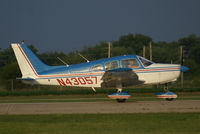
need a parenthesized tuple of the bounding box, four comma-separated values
(11, 43, 49, 78)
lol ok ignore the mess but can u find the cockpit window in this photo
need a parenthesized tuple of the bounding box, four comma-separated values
(121, 58, 140, 68)
(105, 61, 118, 71)
(90, 64, 103, 71)
(139, 56, 153, 67)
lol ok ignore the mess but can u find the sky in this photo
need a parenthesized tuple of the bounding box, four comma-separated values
(0, 0, 200, 53)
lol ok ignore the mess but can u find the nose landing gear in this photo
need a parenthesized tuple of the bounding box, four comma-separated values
(155, 91, 177, 101)
(155, 84, 178, 101)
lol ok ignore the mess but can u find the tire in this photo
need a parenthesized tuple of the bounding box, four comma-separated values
(116, 99, 126, 103)
(166, 98, 174, 101)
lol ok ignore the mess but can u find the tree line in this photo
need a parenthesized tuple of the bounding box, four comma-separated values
(0, 33, 200, 89)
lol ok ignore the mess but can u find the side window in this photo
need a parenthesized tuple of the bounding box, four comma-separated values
(90, 64, 103, 71)
(121, 59, 140, 68)
(105, 61, 118, 71)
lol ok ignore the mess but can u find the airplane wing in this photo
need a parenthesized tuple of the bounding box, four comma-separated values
(101, 68, 144, 88)
(16, 77, 35, 81)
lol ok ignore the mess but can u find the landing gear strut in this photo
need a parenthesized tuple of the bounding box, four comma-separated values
(164, 83, 169, 92)
(117, 87, 122, 93)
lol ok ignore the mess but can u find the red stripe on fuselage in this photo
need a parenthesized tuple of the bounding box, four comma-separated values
(134, 68, 180, 72)
(38, 72, 104, 78)
(36, 67, 179, 78)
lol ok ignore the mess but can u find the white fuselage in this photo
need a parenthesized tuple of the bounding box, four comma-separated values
(32, 63, 180, 87)
(136, 63, 180, 85)
(12, 43, 186, 90)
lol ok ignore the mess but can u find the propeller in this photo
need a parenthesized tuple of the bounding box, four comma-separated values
(181, 65, 189, 72)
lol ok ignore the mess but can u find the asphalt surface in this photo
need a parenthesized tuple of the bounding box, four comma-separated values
(0, 100, 200, 114)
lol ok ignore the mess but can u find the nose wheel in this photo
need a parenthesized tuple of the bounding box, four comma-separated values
(155, 84, 177, 101)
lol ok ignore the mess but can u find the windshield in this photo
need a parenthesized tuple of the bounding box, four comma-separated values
(138, 56, 153, 67)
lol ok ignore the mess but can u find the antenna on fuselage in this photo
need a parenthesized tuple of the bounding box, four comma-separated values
(57, 57, 69, 67)
(78, 53, 90, 62)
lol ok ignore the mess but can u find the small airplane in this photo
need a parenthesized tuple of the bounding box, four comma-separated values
(11, 43, 189, 102)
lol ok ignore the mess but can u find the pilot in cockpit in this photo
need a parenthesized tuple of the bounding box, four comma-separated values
(128, 60, 134, 68)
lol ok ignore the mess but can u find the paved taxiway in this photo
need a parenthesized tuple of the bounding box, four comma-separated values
(0, 100, 200, 114)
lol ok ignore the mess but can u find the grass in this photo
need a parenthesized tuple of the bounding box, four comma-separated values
(0, 87, 200, 97)
(0, 92, 200, 103)
(0, 113, 199, 134)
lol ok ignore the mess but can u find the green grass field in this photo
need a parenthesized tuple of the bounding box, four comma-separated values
(0, 92, 200, 103)
(0, 113, 199, 134)
(0, 87, 200, 97)
(0, 90, 199, 134)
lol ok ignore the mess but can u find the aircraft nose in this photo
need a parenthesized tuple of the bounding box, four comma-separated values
(181, 65, 189, 72)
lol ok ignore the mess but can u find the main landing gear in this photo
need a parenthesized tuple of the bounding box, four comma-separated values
(108, 88, 131, 103)
(108, 84, 177, 102)
(155, 84, 177, 101)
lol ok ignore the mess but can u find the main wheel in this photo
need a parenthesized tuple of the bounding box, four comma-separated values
(116, 99, 126, 103)
(166, 98, 174, 101)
